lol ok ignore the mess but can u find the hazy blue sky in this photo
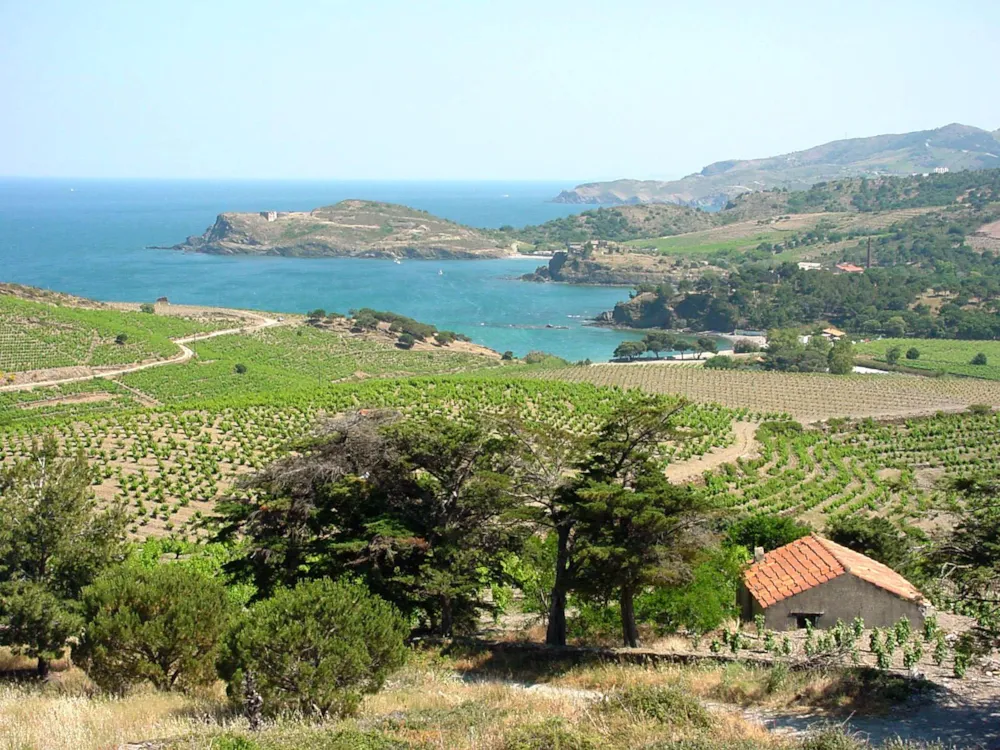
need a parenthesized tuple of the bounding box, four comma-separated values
(3, 0, 999, 181)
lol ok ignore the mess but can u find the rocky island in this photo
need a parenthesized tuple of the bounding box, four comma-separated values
(174, 200, 512, 259)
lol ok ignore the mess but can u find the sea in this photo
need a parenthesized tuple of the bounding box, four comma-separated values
(0, 179, 645, 361)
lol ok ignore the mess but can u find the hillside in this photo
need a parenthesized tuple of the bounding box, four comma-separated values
(0, 287, 236, 385)
(510, 203, 718, 249)
(525, 169, 1000, 286)
(554, 123, 1000, 209)
(175, 200, 512, 259)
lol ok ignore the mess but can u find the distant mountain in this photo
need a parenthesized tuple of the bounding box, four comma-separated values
(553, 123, 1000, 210)
(175, 200, 511, 259)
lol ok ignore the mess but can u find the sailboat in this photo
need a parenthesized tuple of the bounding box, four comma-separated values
(438, 269, 443, 276)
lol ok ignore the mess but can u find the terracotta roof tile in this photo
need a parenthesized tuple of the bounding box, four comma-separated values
(814, 536, 926, 604)
(743, 534, 926, 609)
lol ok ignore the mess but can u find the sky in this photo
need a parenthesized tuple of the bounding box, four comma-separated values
(3, 0, 1000, 181)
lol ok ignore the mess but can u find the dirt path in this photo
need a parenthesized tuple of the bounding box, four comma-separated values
(665, 421, 759, 483)
(466, 674, 999, 748)
(749, 681, 1000, 749)
(0, 311, 280, 395)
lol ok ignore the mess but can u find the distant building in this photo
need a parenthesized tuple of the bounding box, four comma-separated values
(835, 262, 865, 274)
(821, 327, 847, 340)
(797, 262, 822, 271)
(739, 535, 928, 631)
(260, 211, 278, 222)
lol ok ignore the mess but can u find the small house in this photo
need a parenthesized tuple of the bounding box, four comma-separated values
(739, 535, 927, 631)
(835, 262, 865, 274)
(797, 262, 822, 271)
(821, 327, 847, 341)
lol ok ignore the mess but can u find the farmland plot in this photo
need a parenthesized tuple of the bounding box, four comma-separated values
(0, 294, 225, 373)
(0, 378, 737, 541)
(856, 338, 1000, 381)
(532, 364, 1000, 421)
(701, 410, 1000, 530)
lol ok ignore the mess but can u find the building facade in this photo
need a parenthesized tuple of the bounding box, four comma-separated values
(739, 535, 928, 631)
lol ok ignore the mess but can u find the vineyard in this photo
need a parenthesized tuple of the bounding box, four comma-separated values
(530, 363, 1000, 421)
(700, 409, 1000, 530)
(856, 338, 1000, 381)
(0, 379, 140, 426)
(0, 378, 738, 540)
(0, 294, 225, 374)
(118, 325, 502, 405)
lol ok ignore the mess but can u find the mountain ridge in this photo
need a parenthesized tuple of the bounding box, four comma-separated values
(554, 123, 1000, 209)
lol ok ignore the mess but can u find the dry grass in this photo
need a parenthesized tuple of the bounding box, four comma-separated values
(0, 648, 935, 750)
(0, 653, 801, 750)
(0, 674, 232, 750)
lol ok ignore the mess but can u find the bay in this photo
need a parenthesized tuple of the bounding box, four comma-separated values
(0, 179, 642, 361)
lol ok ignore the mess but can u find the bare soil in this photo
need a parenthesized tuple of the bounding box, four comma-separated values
(16, 392, 114, 409)
(665, 421, 759, 483)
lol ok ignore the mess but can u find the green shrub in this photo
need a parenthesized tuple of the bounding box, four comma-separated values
(970, 352, 988, 366)
(234, 363, 248, 374)
(604, 685, 712, 727)
(637, 546, 744, 634)
(733, 339, 761, 354)
(905, 347, 920, 360)
(219, 578, 408, 718)
(726, 515, 811, 552)
(77, 563, 233, 693)
(396, 333, 416, 349)
(504, 719, 599, 750)
(703, 355, 738, 370)
(523, 350, 568, 366)
(799, 728, 866, 750)
(139, 303, 156, 314)
(566, 598, 621, 642)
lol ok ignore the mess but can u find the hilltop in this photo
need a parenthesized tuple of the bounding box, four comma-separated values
(554, 123, 1000, 209)
(174, 200, 512, 259)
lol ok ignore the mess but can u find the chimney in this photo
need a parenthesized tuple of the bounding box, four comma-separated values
(754, 546, 765, 563)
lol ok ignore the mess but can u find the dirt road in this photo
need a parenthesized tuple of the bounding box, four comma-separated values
(0, 311, 280, 395)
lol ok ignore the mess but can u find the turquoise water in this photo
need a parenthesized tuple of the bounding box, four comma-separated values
(0, 179, 641, 360)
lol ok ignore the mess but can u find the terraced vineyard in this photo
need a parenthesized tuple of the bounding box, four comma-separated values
(856, 338, 1000, 381)
(0, 294, 225, 374)
(701, 410, 1000, 530)
(0, 379, 140, 426)
(531, 363, 1000, 421)
(0, 378, 738, 540)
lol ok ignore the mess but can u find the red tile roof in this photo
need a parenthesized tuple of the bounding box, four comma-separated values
(743, 534, 925, 608)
